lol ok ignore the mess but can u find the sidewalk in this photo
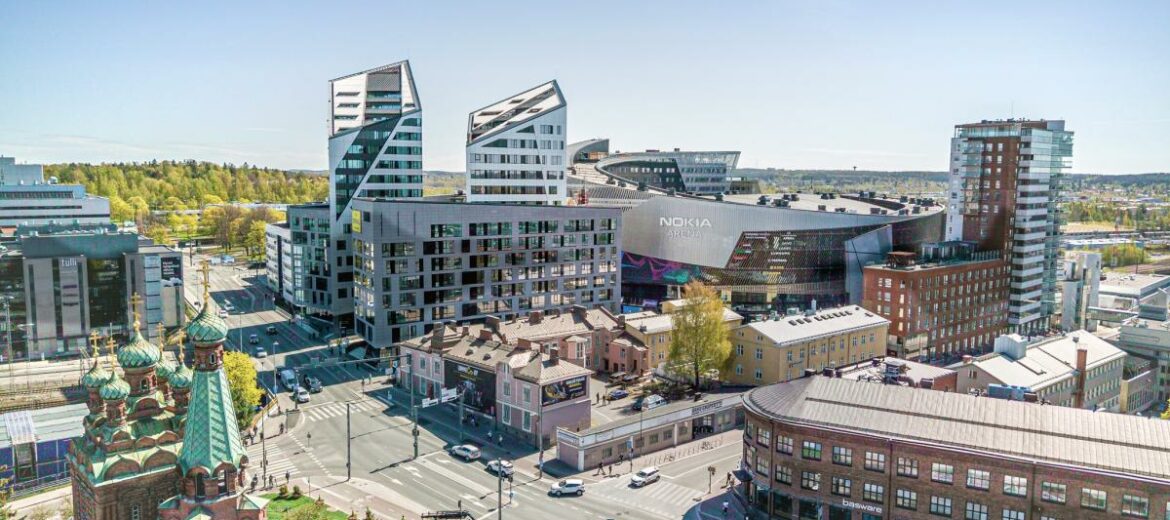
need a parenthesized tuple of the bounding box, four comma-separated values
(8, 484, 72, 519)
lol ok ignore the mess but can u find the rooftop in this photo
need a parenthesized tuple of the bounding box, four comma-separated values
(745, 376, 1170, 482)
(740, 306, 889, 347)
(1099, 272, 1170, 296)
(624, 307, 742, 334)
(955, 331, 1126, 391)
(838, 357, 956, 387)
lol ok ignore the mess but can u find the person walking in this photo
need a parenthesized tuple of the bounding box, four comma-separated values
(285, 470, 290, 485)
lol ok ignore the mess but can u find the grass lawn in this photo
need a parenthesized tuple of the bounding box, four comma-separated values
(262, 493, 351, 520)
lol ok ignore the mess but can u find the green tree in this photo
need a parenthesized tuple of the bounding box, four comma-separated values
(667, 281, 732, 390)
(223, 351, 263, 430)
(245, 221, 268, 260)
(109, 195, 135, 223)
(0, 465, 11, 520)
(285, 500, 329, 520)
(1161, 398, 1170, 420)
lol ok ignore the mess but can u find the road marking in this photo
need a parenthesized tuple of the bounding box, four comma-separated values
(420, 458, 494, 496)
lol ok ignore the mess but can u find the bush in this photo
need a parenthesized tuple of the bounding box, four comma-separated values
(291, 485, 303, 499)
(278, 484, 289, 499)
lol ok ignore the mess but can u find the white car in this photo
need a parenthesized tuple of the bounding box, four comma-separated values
(450, 444, 481, 461)
(486, 459, 514, 476)
(293, 386, 311, 403)
(217, 309, 229, 318)
(253, 347, 267, 359)
(549, 479, 585, 497)
(631, 467, 660, 487)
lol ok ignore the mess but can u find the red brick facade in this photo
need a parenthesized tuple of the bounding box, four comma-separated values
(862, 258, 1008, 361)
(742, 411, 1170, 520)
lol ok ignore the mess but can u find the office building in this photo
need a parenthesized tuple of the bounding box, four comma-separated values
(1120, 357, 1158, 414)
(325, 60, 424, 332)
(0, 156, 110, 228)
(284, 203, 330, 326)
(466, 81, 567, 205)
(740, 376, 1170, 520)
(727, 305, 890, 386)
(0, 228, 183, 359)
(945, 119, 1073, 334)
(953, 331, 1125, 410)
(349, 198, 621, 347)
(263, 222, 294, 309)
(1060, 251, 1101, 332)
(1118, 315, 1170, 401)
(588, 144, 741, 196)
(861, 242, 1009, 361)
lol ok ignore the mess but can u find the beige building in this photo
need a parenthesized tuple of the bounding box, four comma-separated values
(727, 305, 889, 386)
(952, 331, 1126, 411)
(623, 299, 743, 372)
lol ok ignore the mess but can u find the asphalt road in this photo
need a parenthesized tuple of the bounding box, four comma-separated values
(186, 254, 745, 519)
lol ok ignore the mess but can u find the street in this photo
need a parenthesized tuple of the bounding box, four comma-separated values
(187, 255, 746, 520)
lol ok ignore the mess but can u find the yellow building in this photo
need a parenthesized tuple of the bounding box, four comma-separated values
(727, 305, 890, 386)
(624, 300, 743, 372)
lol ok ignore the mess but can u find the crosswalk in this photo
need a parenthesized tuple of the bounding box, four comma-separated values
(592, 476, 703, 518)
(247, 441, 296, 480)
(300, 399, 382, 423)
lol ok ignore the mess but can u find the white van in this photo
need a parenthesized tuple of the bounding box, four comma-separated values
(279, 369, 297, 391)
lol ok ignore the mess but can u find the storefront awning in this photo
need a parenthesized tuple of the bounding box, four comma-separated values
(732, 468, 754, 482)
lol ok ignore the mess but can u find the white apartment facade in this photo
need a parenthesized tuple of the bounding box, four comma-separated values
(466, 81, 567, 205)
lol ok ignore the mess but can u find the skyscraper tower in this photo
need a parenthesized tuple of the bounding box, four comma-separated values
(324, 60, 423, 331)
(945, 119, 1073, 335)
(465, 80, 566, 205)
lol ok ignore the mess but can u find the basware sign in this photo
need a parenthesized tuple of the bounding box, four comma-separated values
(659, 217, 712, 239)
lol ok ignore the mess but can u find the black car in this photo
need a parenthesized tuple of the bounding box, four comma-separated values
(266, 325, 278, 335)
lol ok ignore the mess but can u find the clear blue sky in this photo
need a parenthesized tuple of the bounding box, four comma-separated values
(2, 1, 1167, 173)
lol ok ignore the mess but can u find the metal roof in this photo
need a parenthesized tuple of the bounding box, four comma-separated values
(745, 377, 1170, 482)
(0, 403, 88, 447)
(741, 306, 889, 347)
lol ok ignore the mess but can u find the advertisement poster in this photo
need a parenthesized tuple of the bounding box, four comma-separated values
(542, 375, 587, 406)
(444, 361, 496, 414)
(161, 256, 183, 283)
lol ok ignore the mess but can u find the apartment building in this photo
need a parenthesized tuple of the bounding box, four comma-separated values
(622, 299, 743, 373)
(466, 81, 567, 205)
(727, 306, 889, 386)
(0, 156, 110, 228)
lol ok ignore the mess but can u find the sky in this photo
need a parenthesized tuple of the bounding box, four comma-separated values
(2, 1, 1168, 174)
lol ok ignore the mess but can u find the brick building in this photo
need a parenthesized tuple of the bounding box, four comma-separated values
(740, 376, 1170, 520)
(862, 242, 1009, 362)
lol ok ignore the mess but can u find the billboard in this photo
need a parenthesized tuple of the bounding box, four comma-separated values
(161, 255, 183, 283)
(444, 361, 496, 414)
(541, 375, 587, 407)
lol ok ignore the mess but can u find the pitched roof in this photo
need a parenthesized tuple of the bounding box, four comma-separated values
(177, 369, 247, 474)
(741, 306, 889, 347)
(966, 330, 1126, 390)
(745, 377, 1170, 481)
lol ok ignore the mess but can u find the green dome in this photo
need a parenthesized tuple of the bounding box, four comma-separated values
(99, 373, 131, 401)
(155, 358, 175, 380)
(82, 361, 110, 389)
(170, 364, 194, 389)
(186, 299, 228, 345)
(117, 331, 161, 369)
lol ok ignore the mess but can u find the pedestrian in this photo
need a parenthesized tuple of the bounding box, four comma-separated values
(608, 464, 613, 476)
(722, 501, 729, 516)
(285, 470, 290, 485)
(596, 462, 603, 475)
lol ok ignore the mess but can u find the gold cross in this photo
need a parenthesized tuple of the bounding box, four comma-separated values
(87, 330, 102, 362)
(156, 322, 167, 347)
(104, 336, 117, 363)
(197, 259, 212, 303)
(174, 330, 186, 364)
(129, 292, 144, 333)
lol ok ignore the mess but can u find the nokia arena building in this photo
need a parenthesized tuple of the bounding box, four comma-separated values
(567, 140, 945, 318)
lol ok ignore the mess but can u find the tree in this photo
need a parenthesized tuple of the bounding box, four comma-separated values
(0, 466, 11, 520)
(285, 501, 328, 520)
(1161, 398, 1170, 420)
(223, 351, 263, 430)
(667, 281, 732, 390)
(109, 195, 135, 223)
(245, 221, 268, 260)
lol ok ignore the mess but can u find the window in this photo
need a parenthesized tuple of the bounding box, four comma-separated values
(832, 446, 852, 466)
(966, 469, 990, 490)
(800, 471, 820, 491)
(1122, 495, 1149, 517)
(502, 405, 511, 423)
(1003, 475, 1027, 497)
(801, 441, 822, 460)
(897, 457, 919, 478)
(776, 435, 793, 455)
(896, 489, 918, 510)
(774, 465, 792, 485)
(831, 477, 851, 497)
(965, 502, 988, 520)
(131, 506, 141, 520)
(864, 451, 886, 472)
(1002, 509, 1025, 520)
(522, 411, 531, 431)
(1081, 488, 1107, 511)
(931, 463, 954, 484)
(863, 483, 884, 503)
(930, 496, 953, 516)
(1041, 482, 1067, 504)
(758, 429, 771, 447)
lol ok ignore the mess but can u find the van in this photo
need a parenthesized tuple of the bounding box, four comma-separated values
(279, 369, 297, 391)
(643, 394, 667, 410)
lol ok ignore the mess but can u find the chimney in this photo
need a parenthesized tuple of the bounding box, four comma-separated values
(570, 305, 587, 319)
(962, 355, 974, 365)
(486, 315, 500, 331)
(1074, 336, 1088, 409)
(529, 310, 543, 325)
(616, 314, 626, 328)
(549, 347, 559, 365)
(478, 329, 494, 341)
(461, 325, 469, 337)
(517, 338, 533, 351)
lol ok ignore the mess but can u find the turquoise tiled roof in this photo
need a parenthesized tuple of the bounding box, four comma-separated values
(177, 369, 246, 474)
(155, 358, 175, 380)
(118, 331, 161, 369)
(99, 373, 130, 401)
(82, 361, 110, 388)
(185, 299, 228, 345)
(170, 363, 194, 389)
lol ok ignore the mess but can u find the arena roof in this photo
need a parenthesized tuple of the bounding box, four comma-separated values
(745, 376, 1170, 481)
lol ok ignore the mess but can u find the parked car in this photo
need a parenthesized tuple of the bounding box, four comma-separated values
(549, 479, 585, 497)
(217, 309, 229, 318)
(633, 394, 667, 411)
(293, 386, 311, 403)
(630, 467, 660, 487)
(266, 325, 278, 335)
(486, 459, 514, 477)
(608, 388, 630, 400)
(450, 444, 481, 461)
(253, 346, 267, 359)
(279, 369, 297, 390)
(248, 334, 259, 345)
